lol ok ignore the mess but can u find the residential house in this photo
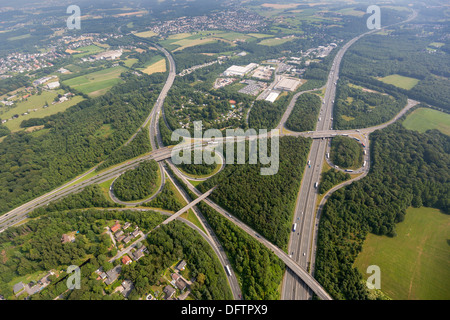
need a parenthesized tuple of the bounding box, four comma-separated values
(131, 229, 140, 238)
(122, 255, 132, 265)
(110, 221, 121, 233)
(123, 235, 133, 244)
(13, 282, 25, 295)
(171, 273, 180, 282)
(176, 279, 187, 292)
(114, 230, 124, 238)
(176, 260, 187, 271)
(132, 250, 144, 261)
(163, 285, 176, 300)
(61, 234, 74, 244)
(104, 266, 122, 286)
(121, 280, 134, 298)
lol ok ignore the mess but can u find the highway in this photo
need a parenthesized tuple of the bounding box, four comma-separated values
(281, 10, 418, 300)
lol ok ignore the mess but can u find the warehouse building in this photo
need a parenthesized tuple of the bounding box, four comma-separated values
(274, 77, 301, 91)
(223, 63, 258, 77)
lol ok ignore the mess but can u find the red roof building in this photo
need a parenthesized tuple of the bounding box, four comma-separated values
(122, 255, 132, 265)
(110, 222, 121, 233)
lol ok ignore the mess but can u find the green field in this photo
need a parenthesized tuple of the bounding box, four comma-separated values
(158, 30, 276, 51)
(354, 207, 450, 300)
(7, 34, 31, 41)
(402, 108, 450, 136)
(377, 74, 420, 90)
(0, 90, 84, 132)
(71, 45, 104, 58)
(123, 58, 138, 68)
(63, 66, 126, 96)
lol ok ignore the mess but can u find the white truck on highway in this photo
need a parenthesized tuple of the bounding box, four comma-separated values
(292, 223, 297, 232)
(225, 265, 231, 276)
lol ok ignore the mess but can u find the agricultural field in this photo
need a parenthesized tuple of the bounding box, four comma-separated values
(138, 56, 166, 75)
(336, 7, 366, 16)
(0, 90, 84, 132)
(354, 207, 450, 300)
(62, 65, 126, 96)
(258, 36, 296, 46)
(428, 42, 445, 48)
(134, 30, 158, 38)
(402, 108, 450, 136)
(377, 74, 420, 90)
(246, 33, 274, 39)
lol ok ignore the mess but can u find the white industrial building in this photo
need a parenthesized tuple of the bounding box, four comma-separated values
(92, 49, 123, 60)
(265, 91, 280, 103)
(46, 81, 60, 89)
(223, 63, 258, 77)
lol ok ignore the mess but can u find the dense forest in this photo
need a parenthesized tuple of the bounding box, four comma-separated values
(334, 82, 407, 130)
(97, 128, 151, 171)
(0, 74, 29, 96)
(198, 202, 284, 300)
(285, 93, 322, 132)
(176, 150, 217, 176)
(113, 160, 159, 201)
(315, 124, 449, 300)
(247, 93, 293, 130)
(121, 221, 233, 300)
(159, 117, 180, 146)
(341, 30, 450, 111)
(0, 72, 164, 215)
(198, 136, 311, 249)
(330, 136, 363, 169)
(318, 169, 350, 194)
(0, 125, 10, 138)
(142, 179, 183, 212)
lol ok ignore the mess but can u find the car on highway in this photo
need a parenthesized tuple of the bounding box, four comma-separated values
(303, 253, 306, 256)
